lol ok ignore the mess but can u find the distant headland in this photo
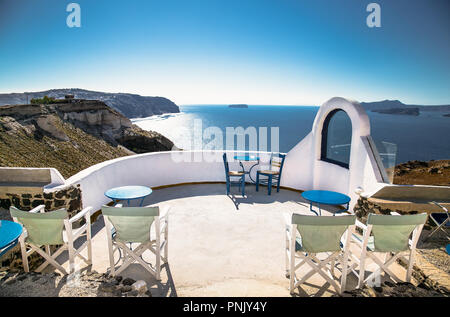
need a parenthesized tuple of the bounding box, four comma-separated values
(0, 88, 180, 119)
(228, 104, 248, 108)
(361, 99, 450, 116)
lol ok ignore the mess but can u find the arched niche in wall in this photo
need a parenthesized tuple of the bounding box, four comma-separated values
(320, 109, 352, 169)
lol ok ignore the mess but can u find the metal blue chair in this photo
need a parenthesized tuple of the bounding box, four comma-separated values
(256, 153, 286, 195)
(223, 153, 245, 196)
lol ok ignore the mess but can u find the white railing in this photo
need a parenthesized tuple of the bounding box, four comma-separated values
(54, 150, 285, 212)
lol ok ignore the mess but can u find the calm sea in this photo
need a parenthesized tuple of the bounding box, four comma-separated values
(132, 105, 450, 165)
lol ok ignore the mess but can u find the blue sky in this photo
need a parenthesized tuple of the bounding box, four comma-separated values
(0, 0, 449, 105)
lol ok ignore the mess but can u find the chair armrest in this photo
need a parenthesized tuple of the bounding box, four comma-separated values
(69, 206, 93, 224)
(283, 212, 291, 227)
(355, 219, 367, 231)
(29, 205, 45, 213)
(159, 205, 171, 220)
(432, 201, 448, 212)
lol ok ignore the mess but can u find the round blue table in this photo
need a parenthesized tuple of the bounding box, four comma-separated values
(105, 185, 152, 206)
(301, 190, 351, 216)
(233, 155, 260, 183)
(0, 220, 23, 257)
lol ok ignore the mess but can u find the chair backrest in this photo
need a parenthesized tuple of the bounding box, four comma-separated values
(222, 153, 230, 181)
(270, 153, 286, 174)
(292, 214, 356, 253)
(367, 213, 427, 252)
(102, 206, 159, 243)
(10, 207, 67, 246)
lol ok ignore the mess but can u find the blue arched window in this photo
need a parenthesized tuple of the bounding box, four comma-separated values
(321, 109, 352, 168)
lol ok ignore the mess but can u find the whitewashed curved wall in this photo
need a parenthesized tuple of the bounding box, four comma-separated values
(282, 97, 383, 210)
(50, 97, 384, 213)
(51, 151, 274, 212)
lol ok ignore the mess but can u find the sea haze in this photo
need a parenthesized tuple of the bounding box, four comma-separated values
(132, 105, 450, 165)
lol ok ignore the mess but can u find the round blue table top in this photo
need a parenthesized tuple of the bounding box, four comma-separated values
(234, 155, 260, 161)
(0, 220, 23, 249)
(301, 190, 350, 205)
(105, 185, 152, 201)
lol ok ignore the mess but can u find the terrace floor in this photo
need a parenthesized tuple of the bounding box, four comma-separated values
(44, 184, 410, 296)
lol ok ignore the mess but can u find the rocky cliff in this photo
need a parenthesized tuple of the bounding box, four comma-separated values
(0, 88, 180, 118)
(0, 99, 175, 178)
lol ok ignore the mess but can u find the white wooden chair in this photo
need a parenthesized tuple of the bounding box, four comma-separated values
(285, 213, 356, 295)
(101, 205, 169, 280)
(348, 213, 427, 288)
(10, 205, 93, 275)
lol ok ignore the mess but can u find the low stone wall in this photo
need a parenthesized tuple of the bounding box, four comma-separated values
(353, 196, 422, 219)
(0, 185, 83, 271)
(0, 185, 82, 218)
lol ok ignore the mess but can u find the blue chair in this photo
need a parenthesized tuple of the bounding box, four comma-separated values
(223, 153, 245, 196)
(256, 153, 286, 195)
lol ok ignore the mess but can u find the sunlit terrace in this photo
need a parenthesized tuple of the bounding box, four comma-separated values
(35, 184, 410, 297)
(1, 97, 448, 297)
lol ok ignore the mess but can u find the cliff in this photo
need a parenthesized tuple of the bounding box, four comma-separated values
(0, 88, 180, 118)
(0, 99, 175, 178)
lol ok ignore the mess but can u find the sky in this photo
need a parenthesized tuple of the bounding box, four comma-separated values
(0, 0, 449, 105)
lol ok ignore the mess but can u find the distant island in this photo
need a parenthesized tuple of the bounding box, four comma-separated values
(0, 88, 180, 119)
(361, 99, 450, 116)
(228, 104, 248, 108)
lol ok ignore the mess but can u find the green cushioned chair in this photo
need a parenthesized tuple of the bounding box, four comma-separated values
(10, 205, 93, 275)
(285, 213, 356, 295)
(349, 213, 427, 288)
(102, 205, 170, 280)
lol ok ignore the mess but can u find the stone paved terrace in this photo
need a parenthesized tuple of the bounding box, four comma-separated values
(13, 184, 413, 297)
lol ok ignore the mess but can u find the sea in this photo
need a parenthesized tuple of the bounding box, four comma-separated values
(132, 105, 450, 166)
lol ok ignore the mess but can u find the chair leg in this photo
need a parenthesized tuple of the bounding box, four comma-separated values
(358, 250, 367, 289)
(87, 217, 92, 265)
(268, 175, 272, 195)
(105, 218, 116, 276)
(340, 252, 349, 294)
(256, 172, 259, 191)
(406, 250, 415, 283)
(164, 216, 169, 262)
(289, 239, 296, 294)
(19, 237, 29, 273)
(285, 235, 289, 277)
(67, 243, 75, 274)
(277, 177, 281, 192)
(241, 177, 245, 196)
